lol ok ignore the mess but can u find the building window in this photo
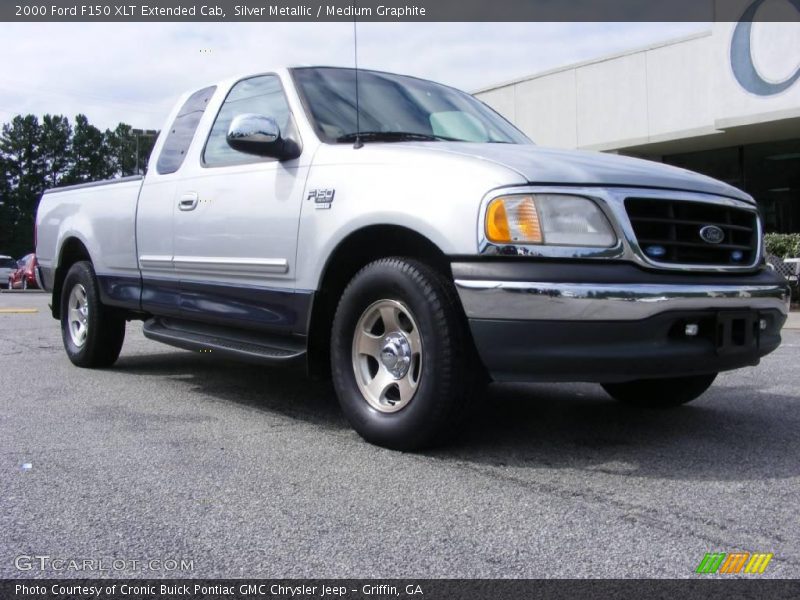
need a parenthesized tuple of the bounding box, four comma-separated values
(662, 139, 800, 234)
(743, 139, 800, 234)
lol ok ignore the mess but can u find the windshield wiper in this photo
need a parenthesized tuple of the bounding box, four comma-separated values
(335, 131, 460, 143)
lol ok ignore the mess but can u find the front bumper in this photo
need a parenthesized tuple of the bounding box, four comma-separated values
(453, 261, 790, 383)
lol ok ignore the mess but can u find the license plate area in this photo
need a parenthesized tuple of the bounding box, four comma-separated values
(716, 311, 759, 355)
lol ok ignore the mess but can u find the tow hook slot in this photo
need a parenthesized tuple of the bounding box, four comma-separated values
(715, 311, 759, 355)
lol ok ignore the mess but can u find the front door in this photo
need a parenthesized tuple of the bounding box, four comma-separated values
(171, 75, 308, 334)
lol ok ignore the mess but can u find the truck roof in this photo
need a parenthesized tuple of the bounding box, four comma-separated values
(202, 65, 434, 93)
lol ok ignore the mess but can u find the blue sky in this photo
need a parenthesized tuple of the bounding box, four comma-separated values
(0, 22, 709, 129)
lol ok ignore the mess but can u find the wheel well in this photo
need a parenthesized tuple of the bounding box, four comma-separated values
(307, 225, 452, 378)
(51, 238, 91, 318)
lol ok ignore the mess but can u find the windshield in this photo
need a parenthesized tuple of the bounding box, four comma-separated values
(0, 258, 15, 269)
(292, 67, 531, 145)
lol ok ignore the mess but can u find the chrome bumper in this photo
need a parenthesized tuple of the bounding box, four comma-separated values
(454, 280, 791, 321)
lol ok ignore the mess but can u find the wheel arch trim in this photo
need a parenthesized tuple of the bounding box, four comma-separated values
(49, 236, 94, 319)
(305, 223, 454, 377)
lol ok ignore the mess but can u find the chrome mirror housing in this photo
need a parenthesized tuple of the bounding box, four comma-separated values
(226, 113, 300, 160)
(226, 113, 280, 153)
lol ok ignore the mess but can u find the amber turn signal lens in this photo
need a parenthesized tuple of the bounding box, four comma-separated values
(486, 199, 510, 242)
(485, 196, 543, 244)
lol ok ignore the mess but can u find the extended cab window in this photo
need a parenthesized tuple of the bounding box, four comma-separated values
(156, 86, 216, 175)
(203, 75, 294, 167)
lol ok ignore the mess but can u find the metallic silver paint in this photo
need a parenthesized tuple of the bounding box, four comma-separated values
(172, 256, 289, 276)
(400, 142, 754, 203)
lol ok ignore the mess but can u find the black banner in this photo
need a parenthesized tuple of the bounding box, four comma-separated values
(4, 0, 800, 22)
(3, 580, 800, 600)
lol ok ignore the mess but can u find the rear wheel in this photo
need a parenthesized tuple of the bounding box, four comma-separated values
(601, 373, 717, 407)
(60, 261, 125, 368)
(331, 257, 476, 450)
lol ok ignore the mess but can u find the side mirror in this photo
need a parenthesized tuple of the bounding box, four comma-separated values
(226, 114, 300, 160)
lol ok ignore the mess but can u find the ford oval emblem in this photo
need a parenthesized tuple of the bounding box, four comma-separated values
(699, 225, 725, 244)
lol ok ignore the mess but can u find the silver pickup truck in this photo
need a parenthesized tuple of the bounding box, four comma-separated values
(36, 66, 790, 449)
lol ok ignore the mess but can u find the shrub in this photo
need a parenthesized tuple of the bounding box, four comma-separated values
(764, 233, 800, 259)
(764, 233, 800, 304)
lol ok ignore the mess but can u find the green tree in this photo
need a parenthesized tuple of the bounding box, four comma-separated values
(106, 124, 158, 176)
(106, 123, 136, 176)
(0, 112, 159, 257)
(0, 115, 46, 256)
(40, 115, 72, 187)
(63, 114, 114, 184)
(132, 130, 158, 175)
(0, 153, 13, 255)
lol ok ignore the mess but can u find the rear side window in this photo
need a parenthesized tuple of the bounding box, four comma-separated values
(203, 75, 294, 167)
(156, 86, 217, 175)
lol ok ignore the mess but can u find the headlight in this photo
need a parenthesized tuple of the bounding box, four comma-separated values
(485, 194, 616, 247)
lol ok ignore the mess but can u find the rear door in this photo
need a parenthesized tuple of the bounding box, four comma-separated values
(136, 86, 216, 316)
(171, 74, 309, 334)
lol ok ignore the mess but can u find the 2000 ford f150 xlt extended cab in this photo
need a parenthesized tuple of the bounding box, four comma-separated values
(36, 66, 790, 449)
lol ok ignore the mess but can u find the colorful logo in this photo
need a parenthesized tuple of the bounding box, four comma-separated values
(696, 552, 774, 574)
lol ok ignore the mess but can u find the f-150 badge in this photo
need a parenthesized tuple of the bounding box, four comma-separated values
(308, 188, 335, 209)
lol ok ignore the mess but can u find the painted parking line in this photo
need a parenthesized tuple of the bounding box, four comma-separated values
(0, 308, 39, 314)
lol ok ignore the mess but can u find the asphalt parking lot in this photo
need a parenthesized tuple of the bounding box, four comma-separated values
(1, 291, 799, 579)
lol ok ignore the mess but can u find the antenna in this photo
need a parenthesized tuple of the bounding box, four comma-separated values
(352, 10, 363, 149)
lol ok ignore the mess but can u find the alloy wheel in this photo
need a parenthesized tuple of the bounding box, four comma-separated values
(351, 299, 423, 413)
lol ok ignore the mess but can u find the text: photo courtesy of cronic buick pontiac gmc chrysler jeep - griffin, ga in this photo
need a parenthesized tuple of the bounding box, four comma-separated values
(35, 67, 791, 449)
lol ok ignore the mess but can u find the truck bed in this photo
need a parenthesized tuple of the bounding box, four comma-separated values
(36, 175, 145, 292)
(42, 174, 143, 194)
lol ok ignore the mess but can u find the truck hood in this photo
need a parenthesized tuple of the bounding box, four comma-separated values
(403, 142, 753, 203)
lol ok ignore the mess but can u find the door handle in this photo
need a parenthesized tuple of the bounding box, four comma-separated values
(178, 192, 199, 211)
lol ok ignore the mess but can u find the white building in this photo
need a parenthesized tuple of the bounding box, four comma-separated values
(475, 4, 800, 233)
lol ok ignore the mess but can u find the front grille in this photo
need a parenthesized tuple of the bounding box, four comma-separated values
(625, 197, 758, 267)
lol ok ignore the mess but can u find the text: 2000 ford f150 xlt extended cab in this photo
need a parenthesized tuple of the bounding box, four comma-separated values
(36, 67, 790, 449)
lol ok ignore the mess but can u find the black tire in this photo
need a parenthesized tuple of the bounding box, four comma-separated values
(601, 373, 717, 408)
(60, 261, 125, 368)
(331, 257, 476, 450)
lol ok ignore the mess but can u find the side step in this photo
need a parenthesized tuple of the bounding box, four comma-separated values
(143, 317, 306, 366)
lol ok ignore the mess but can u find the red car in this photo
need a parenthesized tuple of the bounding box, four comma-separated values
(8, 254, 39, 290)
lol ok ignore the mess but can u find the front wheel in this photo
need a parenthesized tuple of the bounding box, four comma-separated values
(331, 257, 476, 450)
(601, 373, 717, 408)
(60, 261, 125, 368)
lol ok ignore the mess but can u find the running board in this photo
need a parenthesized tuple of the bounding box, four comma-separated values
(143, 317, 306, 366)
